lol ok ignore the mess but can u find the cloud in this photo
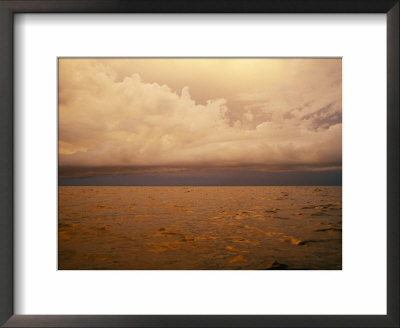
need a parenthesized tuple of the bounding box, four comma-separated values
(59, 59, 342, 176)
(301, 101, 342, 131)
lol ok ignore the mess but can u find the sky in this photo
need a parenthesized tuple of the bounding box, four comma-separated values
(58, 58, 342, 186)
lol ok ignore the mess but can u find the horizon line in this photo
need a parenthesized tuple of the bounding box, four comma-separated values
(58, 185, 342, 187)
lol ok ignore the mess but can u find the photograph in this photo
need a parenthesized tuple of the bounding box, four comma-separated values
(58, 58, 342, 270)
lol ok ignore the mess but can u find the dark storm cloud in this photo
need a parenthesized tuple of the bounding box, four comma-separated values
(59, 169, 342, 186)
(301, 101, 342, 131)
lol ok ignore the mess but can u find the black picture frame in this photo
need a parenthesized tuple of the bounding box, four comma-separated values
(0, 1, 398, 327)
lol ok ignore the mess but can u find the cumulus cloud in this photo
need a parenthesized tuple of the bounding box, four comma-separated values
(58, 58, 341, 176)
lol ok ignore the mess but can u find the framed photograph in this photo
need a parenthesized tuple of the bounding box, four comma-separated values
(58, 57, 343, 271)
(0, 0, 398, 327)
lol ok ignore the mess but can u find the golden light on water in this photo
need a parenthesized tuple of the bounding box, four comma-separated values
(59, 186, 342, 270)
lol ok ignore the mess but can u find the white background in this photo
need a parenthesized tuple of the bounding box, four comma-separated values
(14, 14, 387, 315)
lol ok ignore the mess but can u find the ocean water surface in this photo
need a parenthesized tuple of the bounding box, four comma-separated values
(58, 186, 342, 270)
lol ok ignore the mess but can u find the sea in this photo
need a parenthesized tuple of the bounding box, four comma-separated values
(58, 186, 342, 270)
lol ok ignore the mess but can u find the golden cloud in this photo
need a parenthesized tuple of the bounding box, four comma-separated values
(59, 58, 342, 173)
